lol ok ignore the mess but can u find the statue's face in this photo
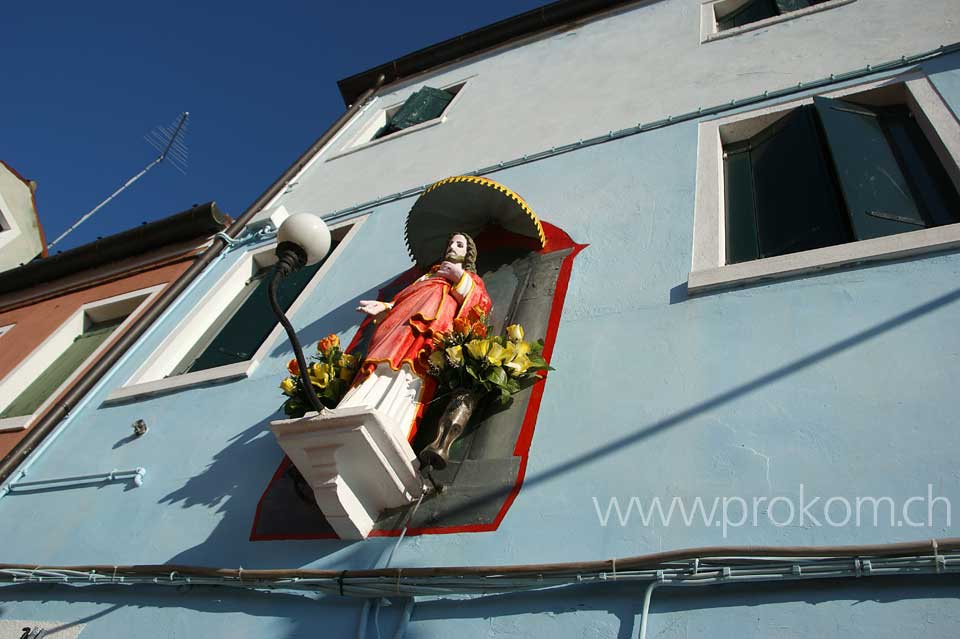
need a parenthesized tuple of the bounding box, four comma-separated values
(444, 234, 469, 262)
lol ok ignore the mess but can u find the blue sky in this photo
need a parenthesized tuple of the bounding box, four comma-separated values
(2, 0, 547, 252)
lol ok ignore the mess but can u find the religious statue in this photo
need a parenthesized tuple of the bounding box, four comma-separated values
(337, 232, 492, 464)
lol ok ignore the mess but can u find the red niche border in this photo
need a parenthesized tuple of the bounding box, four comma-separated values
(251, 221, 586, 541)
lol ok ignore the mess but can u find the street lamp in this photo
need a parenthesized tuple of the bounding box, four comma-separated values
(269, 212, 332, 414)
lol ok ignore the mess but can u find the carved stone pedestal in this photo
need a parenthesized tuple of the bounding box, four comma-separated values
(269, 406, 422, 539)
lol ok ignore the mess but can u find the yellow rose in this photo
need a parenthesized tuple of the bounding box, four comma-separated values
(428, 350, 446, 370)
(505, 355, 532, 377)
(465, 339, 491, 360)
(340, 353, 357, 369)
(309, 362, 332, 389)
(279, 377, 297, 396)
(486, 342, 508, 366)
(505, 324, 524, 341)
(446, 345, 464, 366)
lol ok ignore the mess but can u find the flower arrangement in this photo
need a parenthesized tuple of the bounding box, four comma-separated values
(426, 317, 551, 404)
(279, 334, 360, 418)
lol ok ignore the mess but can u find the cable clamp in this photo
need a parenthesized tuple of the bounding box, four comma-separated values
(854, 559, 861, 578)
(936, 556, 946, 573)
(691, 558, 699, 575)
(721, 567, 731, 579)
(656, 570, 665, 583)
(792, 564, 802, 576)
(862, 560, 872, 575)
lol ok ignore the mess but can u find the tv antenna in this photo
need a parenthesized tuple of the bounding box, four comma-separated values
(47, 111, 190, 250)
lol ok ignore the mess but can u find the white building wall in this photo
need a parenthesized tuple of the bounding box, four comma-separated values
(0, 162, 44, 273)
(264, 0, 960, 219)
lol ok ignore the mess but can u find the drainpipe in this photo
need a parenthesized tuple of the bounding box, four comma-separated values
(0, 74, 386, 486)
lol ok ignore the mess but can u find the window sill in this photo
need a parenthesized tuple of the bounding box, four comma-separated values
(701, 0, 857, 45)
(325, 116, 447, 162)
(0, 415, 30, 433)
(688, 223, 960, 294)
(104, 360, 254, 404)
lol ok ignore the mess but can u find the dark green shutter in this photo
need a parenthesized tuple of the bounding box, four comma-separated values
(880, 106, 960, 228)
(724, 144, 761, 263)
(723, 107, 850, 263)
(182, 242, 338, 374)
(380, 87, 453, 136)
(0, 318, 123, 419)
(814, 96, 928, 240)
(718, 0, 778, 30)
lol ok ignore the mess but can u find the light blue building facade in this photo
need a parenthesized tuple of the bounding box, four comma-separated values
(2, 1, 960, 636)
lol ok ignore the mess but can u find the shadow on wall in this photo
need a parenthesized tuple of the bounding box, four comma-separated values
(409, 284, 960, 527)
(159, 285, 396, 570)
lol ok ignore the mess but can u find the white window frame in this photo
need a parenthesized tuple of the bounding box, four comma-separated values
(0, 285, 163, 432)
(689, 72, 960, 295)
(700, 0, 857, 44)
(326, 78, 471, 161)
(0, 190, 23, 253)
(107, 217, 365, 403)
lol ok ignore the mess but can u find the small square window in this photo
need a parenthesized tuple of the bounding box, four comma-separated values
(701, 0, 856, 43)
(332, 82, 467, 158)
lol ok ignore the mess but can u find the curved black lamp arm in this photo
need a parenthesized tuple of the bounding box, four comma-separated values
(269, 242, 325, 415)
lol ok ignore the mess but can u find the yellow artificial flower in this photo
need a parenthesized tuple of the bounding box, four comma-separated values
(309, 362, 333, 389)
(446, 345, 464, 366)
(428, 350, 446, 370)
(513, 341, 532, 357)
(486, 342, 508, 366)
(279, 377, 297, 396)
(340, 353, 357, 369)
(505, 354, 532, 377)
(465, 339, 491, 360)
(506, 324, 524, 341)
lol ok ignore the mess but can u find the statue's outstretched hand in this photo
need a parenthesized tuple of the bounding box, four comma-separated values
(357, 300, 388, 316)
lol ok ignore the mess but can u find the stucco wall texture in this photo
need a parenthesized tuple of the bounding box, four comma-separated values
(0, 260, 193, 458)
(0, 1, 959, 637)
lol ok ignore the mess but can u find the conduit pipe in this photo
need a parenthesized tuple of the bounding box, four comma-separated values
(0, 74, 386, 488)
(4, 467, 146, 494)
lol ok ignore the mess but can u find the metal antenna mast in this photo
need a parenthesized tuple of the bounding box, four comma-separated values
(47, 111, 190, 251)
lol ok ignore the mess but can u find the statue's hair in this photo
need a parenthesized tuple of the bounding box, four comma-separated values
(446, 232, 478, 273)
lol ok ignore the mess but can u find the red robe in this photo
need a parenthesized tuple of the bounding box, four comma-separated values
(360, 267, 491, 379)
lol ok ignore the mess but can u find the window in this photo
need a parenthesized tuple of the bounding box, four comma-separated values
(108, 220, 363, 402)
(724, 97, 960, 264)
(0, 287, 159, 432)
(689, 75, 960, 294)
(372, 86, 456, 140)
(700, 0, 856, 43)
(173, 255, 333, 375)
(0, 318, 122, 420)
(716, 0, 830, 30)
(331, 81, 468, 158)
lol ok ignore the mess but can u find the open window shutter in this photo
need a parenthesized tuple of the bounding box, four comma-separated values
(0, 318, 122, 419)
(385, 87, 453, 132)
(814, 96, 927, 240)
(185, 244, 336, 374)
(748, 107, 850, 258)
(718, 0, 778, 30)
(724, 145, 761, 263)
